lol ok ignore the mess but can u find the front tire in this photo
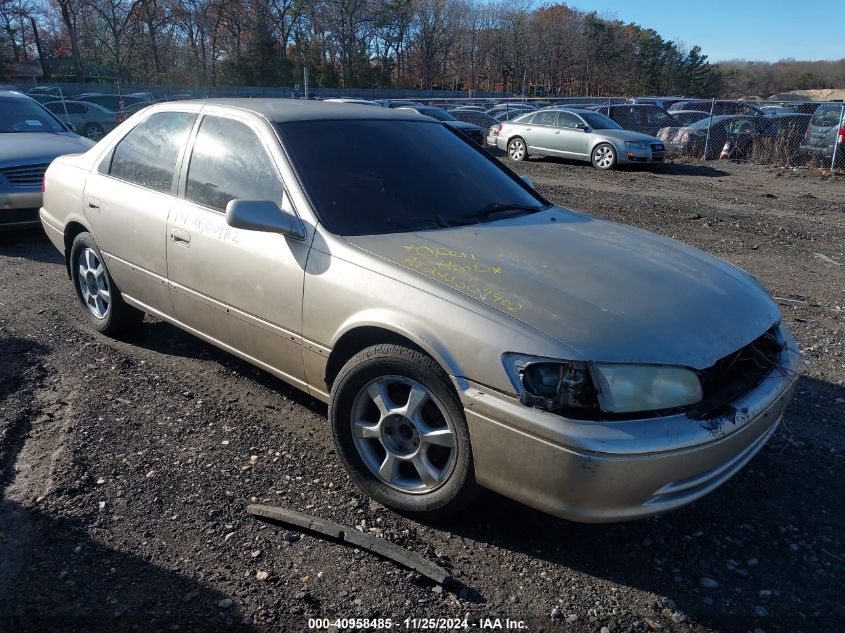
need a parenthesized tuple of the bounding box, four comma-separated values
(592, 143, 617, 169)
(507, 137, 528, 162)
(69, 232, 143, 336)
(330, 344, 479, 518)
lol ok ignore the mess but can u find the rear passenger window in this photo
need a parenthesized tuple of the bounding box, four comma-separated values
(533, 111, 557, 126)
(109, 111, 196, 193)
(186, 116, 284, 212)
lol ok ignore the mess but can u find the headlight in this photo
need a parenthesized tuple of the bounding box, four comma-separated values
(590, 363, 702, 413)
(624, 141, 647, 149)
(503, 355, 702, 417)
(502, 355, 599, 415)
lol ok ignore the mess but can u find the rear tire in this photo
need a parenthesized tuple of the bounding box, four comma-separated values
(69, 232, 143, 336)
(84, 123, 105, 141)
(330, 344, 479, 518)
(507, 137, 528, 162)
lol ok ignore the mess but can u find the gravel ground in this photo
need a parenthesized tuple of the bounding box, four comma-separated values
(1, 158, 843, 633)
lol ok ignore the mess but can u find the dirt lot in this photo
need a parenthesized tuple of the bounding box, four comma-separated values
(1, 159, 843, 633)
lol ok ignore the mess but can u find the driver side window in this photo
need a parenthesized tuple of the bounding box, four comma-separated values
(185, 116, 284, 212)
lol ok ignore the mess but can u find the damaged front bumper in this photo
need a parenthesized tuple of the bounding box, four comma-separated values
(459, 328, 800, 523)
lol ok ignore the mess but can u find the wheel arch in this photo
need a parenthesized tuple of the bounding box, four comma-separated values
(63, 220, 93, 278)
(324, 320, 463, 392)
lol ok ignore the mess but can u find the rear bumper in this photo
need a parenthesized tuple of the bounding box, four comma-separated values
(460, 327, 800, 522)
(0, 191, 42, 228)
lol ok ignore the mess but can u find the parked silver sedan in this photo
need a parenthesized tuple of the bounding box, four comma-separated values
(40, 100, 798, 522)
(496, 108, 666, 169)
(0, 90, 94, 228)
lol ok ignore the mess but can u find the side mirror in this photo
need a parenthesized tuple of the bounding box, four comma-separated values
(578, 124, 592, 133)
(521, 175, 534, 188)
(225, 199, 305, 239)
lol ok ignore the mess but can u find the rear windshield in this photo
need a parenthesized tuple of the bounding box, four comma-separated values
(811, 104, 843, 128)
(278, 120, 546, 236)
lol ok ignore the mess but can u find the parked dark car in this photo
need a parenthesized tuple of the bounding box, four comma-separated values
(720, 114, 811, 162)
(669, 100, 764, 117)
(447, 109, 500, 136)
(799, 103, 845, 167)
(587, 104, 680, 136)
(628, 97, 686, 110)
(396, 106, 484, 144)
(658, 115, 768, 159)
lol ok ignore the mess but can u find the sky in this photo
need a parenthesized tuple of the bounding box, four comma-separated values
(572, 1, 845, 63)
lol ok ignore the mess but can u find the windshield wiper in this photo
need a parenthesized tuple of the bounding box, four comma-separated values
(459, 203, 546, 224)
(386, 215, 458, 229)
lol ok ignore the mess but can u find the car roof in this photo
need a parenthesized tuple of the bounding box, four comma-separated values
(0, 89, 34, 100)
(158, 98, 428, 122)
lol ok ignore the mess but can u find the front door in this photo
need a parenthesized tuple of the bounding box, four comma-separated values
(554, 111, 590, 159)
(166, 113, 312, 387)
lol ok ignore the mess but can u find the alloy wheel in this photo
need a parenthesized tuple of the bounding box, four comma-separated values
(351, 376, 457, 493)
(86, 125, 104, 141)
(77, 247, 110, 319)
(594, 145, 615, 168)
(509, 139, 526, 160)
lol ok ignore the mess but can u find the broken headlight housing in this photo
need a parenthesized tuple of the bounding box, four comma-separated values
(503, 354, 703, 417)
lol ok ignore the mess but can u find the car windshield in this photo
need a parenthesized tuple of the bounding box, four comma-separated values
(277, 120, 547, 236)
(415, 107, 456, 122)
(578, 112, 622, 130)
(0, 97, 67, 133)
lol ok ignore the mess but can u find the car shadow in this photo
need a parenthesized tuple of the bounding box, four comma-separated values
(125, 319, 327, 415)
(430, 374, 844, 630)
(525, 155, 730, 177)
(0, 227, 64, 265)
(0, 500, 253, 633)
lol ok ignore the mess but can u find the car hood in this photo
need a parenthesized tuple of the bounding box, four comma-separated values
(597, 129, 662, 143)
(445, 120, 481, 132)
(0, 132, 94, 164)
(345, 208, 780, 369)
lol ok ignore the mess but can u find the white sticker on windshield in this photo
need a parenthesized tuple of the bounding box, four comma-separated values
(26, 119, 44, 126)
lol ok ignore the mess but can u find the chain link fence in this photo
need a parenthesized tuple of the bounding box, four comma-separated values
(13, 83, 845, 173)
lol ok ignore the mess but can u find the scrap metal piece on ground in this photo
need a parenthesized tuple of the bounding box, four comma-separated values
(246, 504, 452, 585)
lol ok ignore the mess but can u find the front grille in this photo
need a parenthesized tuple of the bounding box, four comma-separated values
(1, 163, 49, 187)
(688, 325, 783, 419)
(0, 207, 40, 226)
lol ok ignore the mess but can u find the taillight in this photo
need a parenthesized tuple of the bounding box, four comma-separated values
(680, 132, 689, 143)
(493, 123, 502, 136)
(838, 127, 845, 145)
(116, 113, 126, 123)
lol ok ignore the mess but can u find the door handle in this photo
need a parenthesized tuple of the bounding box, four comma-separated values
(170, 229, 191, 246)
(87, 197, 100, 209)
(555, 130, 561, 134)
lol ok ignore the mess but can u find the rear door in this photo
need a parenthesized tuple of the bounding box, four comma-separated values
(82, 110, 197, 315)
(523, 110, 558, 153)
(166, 112, 312, 386)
